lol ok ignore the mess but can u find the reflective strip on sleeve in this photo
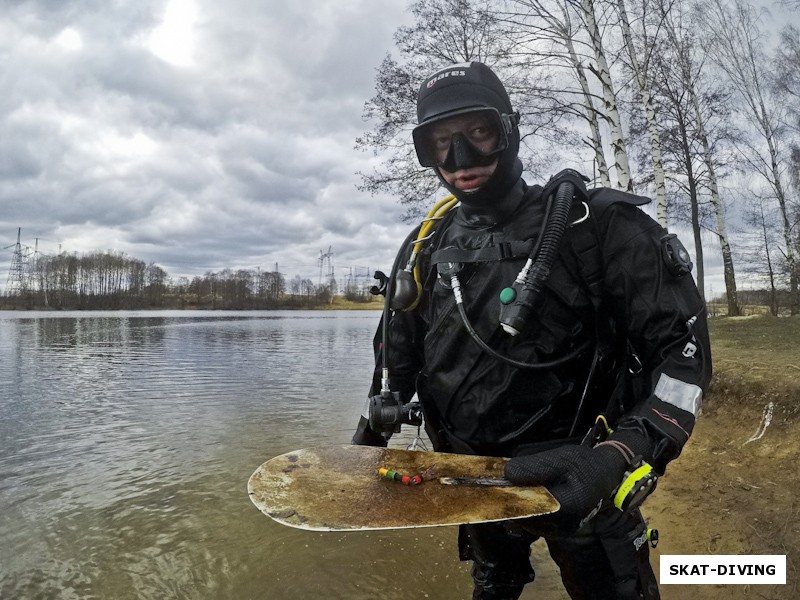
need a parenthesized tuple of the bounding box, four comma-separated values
(653, 373, 702, 416)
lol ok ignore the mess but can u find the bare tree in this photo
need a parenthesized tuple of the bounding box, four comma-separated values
(646, 36, 709, 298)
(501, 0, 611, 185)
(774, 25, 800, 133)
(652, 0, 740, 313)
(774, 25, 800, 287)
(580, 0, 635, 191)
(740, 193, 785, 315)
(614, 0, 668, 222)
(701, 0, 798, 313)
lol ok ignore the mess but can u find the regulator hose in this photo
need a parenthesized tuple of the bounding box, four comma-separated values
(444, 175, 592, 370)
(499, 179, 576, 336)
(450, 273, 591, 370)
(456, 288, 590, 369)
(379, 196, 458, 395)
(379, 225, 421, 396)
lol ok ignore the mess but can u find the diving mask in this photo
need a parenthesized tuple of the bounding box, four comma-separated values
(412, 107, 519, 173)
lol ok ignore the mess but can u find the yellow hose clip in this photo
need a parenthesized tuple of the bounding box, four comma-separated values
(613, 458, 658, 512)
(596, 414, 612, 436)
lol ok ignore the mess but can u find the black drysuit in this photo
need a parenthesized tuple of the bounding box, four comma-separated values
(353, 179, 712, 599)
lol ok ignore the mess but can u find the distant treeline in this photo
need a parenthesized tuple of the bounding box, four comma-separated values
(710, 288, 798, 317)
(1, 250, 374, 310)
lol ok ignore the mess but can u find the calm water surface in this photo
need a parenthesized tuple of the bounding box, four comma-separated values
(0, 310, 482, 600)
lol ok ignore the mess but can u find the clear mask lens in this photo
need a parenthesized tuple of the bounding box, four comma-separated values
(413, 108, 511, 169)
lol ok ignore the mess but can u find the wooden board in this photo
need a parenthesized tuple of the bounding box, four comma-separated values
(248, 445, 559, 531)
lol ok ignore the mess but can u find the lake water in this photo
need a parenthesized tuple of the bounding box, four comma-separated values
(0, 310, 484, 600)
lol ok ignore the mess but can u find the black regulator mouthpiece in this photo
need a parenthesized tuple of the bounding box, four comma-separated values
(368, 392, 423, 437)
(370, 270, 389, 296)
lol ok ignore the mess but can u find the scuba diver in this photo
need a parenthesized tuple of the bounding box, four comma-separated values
(352, 61, 712, 600)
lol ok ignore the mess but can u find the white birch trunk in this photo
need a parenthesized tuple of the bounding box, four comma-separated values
(616, 0, 667, 224)
(581, 0, 633, 192)
(696, 110, 740, 315)
(560, 5, 610, 186)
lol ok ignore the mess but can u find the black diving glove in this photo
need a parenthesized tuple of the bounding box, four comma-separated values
(504, 442, 633, 533)
(505, 429, 655, 532)
(540, 169, 589, 204)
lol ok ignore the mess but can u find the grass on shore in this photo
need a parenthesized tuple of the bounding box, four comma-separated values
(707, 314, 800, 411)
(319, 296, 384, 310)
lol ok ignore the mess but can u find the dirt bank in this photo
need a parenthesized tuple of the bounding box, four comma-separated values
(648, 315, 799, 599)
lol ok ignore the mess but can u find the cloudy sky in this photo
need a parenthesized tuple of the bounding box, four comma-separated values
(1, 1, 795, 298)
(1, 0, 415, 290)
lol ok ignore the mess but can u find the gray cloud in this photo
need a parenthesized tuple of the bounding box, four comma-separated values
(1, 0, 413, 285)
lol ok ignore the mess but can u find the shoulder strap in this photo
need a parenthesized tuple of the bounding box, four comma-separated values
(567, 211, 605, 311)
(588, 187, 651, 216)
(430, 240, 535, 265)
(570, 187, 652, 308)
(568, 188, 655, 426)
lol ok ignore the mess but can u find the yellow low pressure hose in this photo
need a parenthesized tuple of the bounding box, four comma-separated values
(406, 195, 458, 309)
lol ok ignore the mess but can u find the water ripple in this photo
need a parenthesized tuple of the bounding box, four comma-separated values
(0, 310, 471, 599)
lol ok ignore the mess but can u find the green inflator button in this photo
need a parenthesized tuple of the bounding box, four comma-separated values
(500, 287, 516, 304)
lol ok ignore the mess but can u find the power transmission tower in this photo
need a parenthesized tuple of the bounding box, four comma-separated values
(345, 266, 371, 297)
(5, 228, 29, 296)
(32, 238, 48, 306)
(318, 246, 334, 288)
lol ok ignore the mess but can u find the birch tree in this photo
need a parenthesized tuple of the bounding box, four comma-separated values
(646, 37, 709, 298)
(655, 0, 740, 314)
(775, 25, 800, 276)
(562, 3, 610, 186)
(774, 25, 800, 134)
(503, 0, 611, 185)
(614, 0, 667, 223)
(579, 0, 634, 191)
(702, 0, 798, 314)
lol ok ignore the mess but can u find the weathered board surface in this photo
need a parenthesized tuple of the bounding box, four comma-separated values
(247, 445, 559, 531)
